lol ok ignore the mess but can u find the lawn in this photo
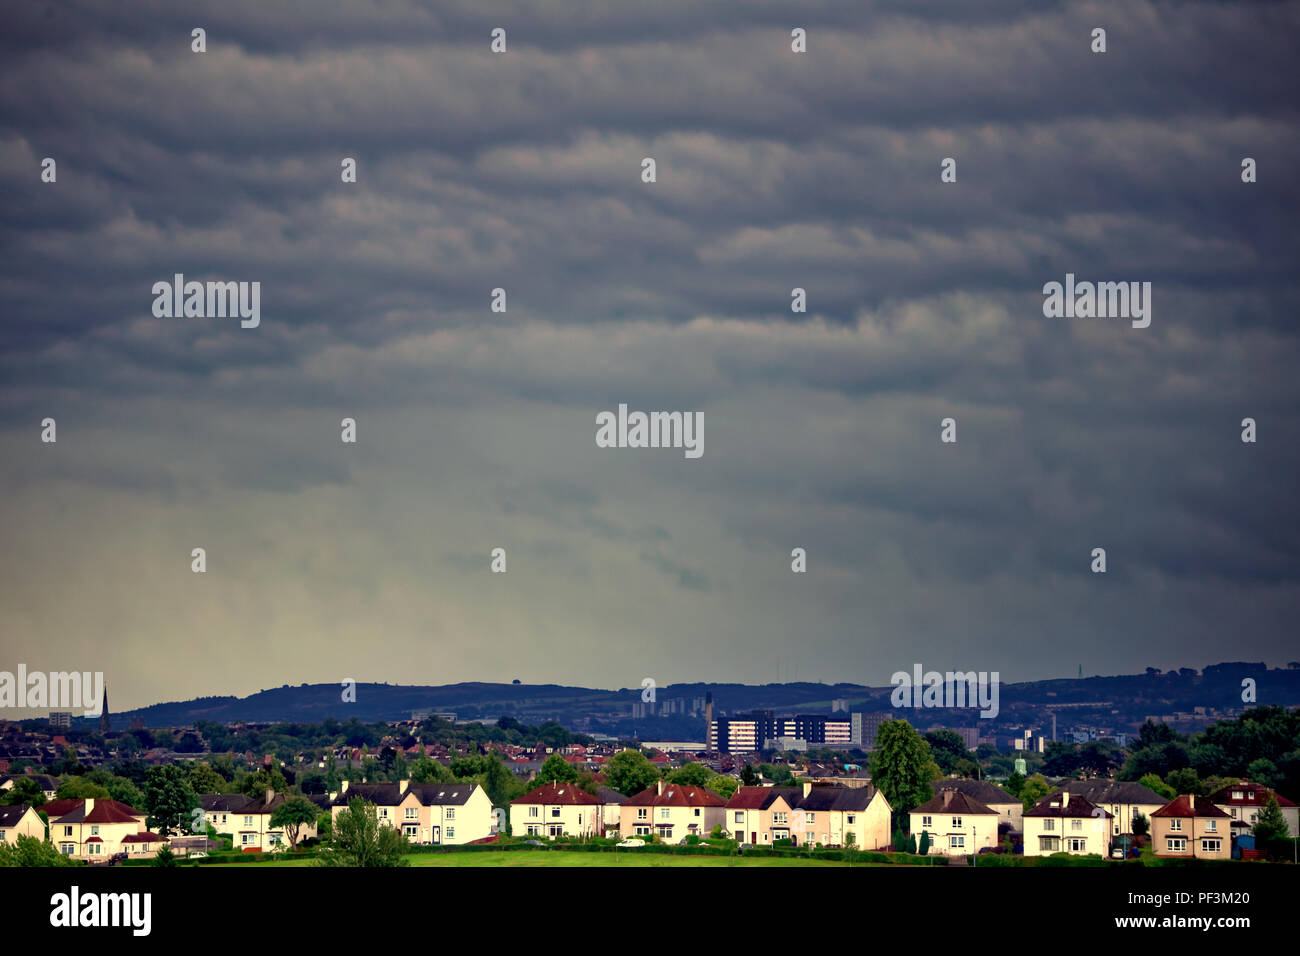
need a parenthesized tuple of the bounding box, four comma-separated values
(219, 850, 879, 867)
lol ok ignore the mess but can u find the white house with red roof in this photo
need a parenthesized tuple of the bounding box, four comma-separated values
(45, 798, 162, 860)
(1209, 780, 1298, 838)
(619, 780, 727, 842)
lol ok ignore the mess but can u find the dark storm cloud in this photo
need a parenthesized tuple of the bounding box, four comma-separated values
(0, 0, 1297, 711)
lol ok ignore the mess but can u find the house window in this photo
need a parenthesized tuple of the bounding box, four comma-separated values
(734, 812, 744, 824)
(694, 808, 700, 817)
(244, 816, 254, 826)
(0, 832, 6, 841)
(446, 809, 454, 820)
(61, 843, 76, 855)
(447, 827, 455, 839)
(638, 808, 648, 820)
(1070, 819, 1082, 831)
(634, 825, 650, 835)
(774, 812, 787, 825)
(659, 808, 670, 820)
(1170, 820, 1182, 831)
(952, 816, 962, 828)
(1166, 838, 1186, 852)
(1039, 836, 1060, 852)
(921, 815, 931, 827)
(807, 813, 815, 824)
(242, 834, 256, 846)
(548, 825, 562, 837)
(1067, 838, 1086, 852)
(403, 825, 417, 837)
(64, 826, 73, 836)
(950, 835, 965, 849)
(1201, 839, 1221, 853)
(526, 825, 539, 836)
(846, 814, 855, 824)
(551, 807, 560, 818)
(529, 806, 539, 818)
(405, 808, 417, 819)
(89, 844, 101, 855)
(1232, 791, 1243, 800)
(1206, 820, 1216, 832)
(1044, 819, 1055, 831)
(91, 825, 99, 836)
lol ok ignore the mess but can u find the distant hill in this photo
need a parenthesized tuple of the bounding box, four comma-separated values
(96, 662, 1300, 733)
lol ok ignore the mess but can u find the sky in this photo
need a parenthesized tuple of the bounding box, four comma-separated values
(1, 1, 1298, 714)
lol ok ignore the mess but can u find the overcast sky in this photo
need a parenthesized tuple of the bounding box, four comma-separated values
(1, 1, 1297, 714)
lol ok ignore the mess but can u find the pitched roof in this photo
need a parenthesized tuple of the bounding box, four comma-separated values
(624, 784, 726, 808)
(0, 804, 39, 828)
(1152, 794, 1230, 819)
(40, 798, 82, 819)
(795, 785, 877, 813)
(726, 786, 797, 810)
(331, 783, 405, 807)
(407, 783, 478, 806)
(1060, 779, 1167, 806)
(912, 788, 998, 816)
(596, 786, 628, 805)
(512, 782, 601, 806)
(121, 832, 165, 843)
(49, 798, 144, 824)
(199, 793, 254, 812)
(84, 800, 147, 824)
(1025, 791, 1111, 819)
(929, 778, 1016, 806)
(1207, 780, 1297, 808)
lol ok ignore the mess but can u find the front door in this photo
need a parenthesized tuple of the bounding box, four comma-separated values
(431, 826, 440, 845)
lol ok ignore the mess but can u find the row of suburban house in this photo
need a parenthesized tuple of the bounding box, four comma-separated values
(909, 778, 1298, 860)
(2, 774, 1293, 863)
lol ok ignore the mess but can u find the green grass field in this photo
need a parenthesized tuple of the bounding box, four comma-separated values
(220, 850, 878, 868)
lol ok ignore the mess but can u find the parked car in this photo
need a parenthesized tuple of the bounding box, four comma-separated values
(616, 839, 643, 848)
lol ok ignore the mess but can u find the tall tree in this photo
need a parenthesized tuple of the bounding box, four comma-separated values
(270, 796, 320, 850)
(143, 764, 199, 836)
(604, 749, 660, 797)
(317, 798, 409, 867)
(869, 720, 941, 821)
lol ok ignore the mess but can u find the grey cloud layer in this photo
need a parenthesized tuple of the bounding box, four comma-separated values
(0, 1, 1296, 710)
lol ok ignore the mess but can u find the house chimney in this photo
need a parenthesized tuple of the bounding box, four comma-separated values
(399, 779, 410, 794)
(942, 789, 952, 808)
(85, 798, 95, 815)
(340, 780, 349, 795)
(657, 779, 665, 796)
(803, 781, 813, 798)
(265, 788, 274, 806)
(1188, 794, 1194, 811)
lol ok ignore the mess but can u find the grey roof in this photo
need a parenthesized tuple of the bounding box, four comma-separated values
(929, 778, 1016, 806)
(795, 785, 876, 812)
(407, 783, 478, 806)
(332, 783, 405, 807)
(199, 793, 254, 812)
(597, 786, 627, 805)
(1026, 792, 1112, 819)
(2, 774, 57, 791)
(1060, 779, 1167, 805)
(0, 804, 39, 827)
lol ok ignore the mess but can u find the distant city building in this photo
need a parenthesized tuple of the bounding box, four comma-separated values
(709, 712, 850, 754)
(851, 712, 890, 749)
(1013, 729, 1046, 753)
(49, 712, 72, 729)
